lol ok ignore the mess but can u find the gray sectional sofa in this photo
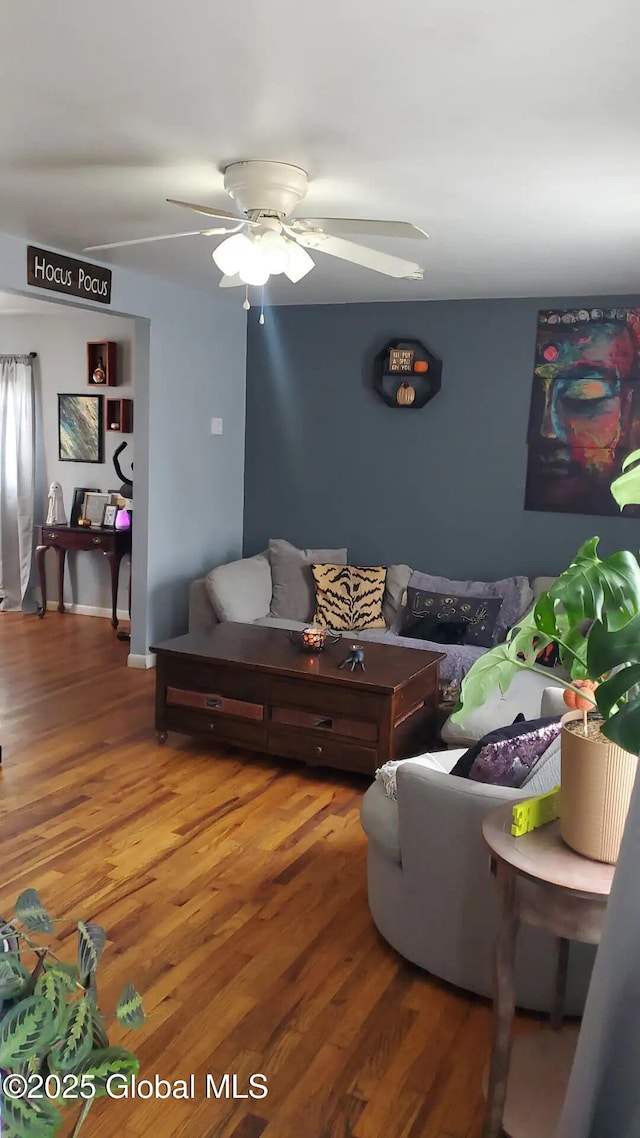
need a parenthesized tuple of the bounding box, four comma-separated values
(360, 707, 596, 1014)
(188, 544, 563, 744)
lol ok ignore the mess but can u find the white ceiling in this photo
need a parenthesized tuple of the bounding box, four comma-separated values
(2, 0, 640, 305)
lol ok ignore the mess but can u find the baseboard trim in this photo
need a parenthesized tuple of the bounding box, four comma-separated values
(127, 653, 156, 670)
(46, 601, 130, 621)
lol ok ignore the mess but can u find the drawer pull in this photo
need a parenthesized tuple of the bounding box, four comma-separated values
(270, 705, 377, 742)
(206, 697, 222, 709)
(92, 537, 103, 546)
(315, 745, 323, 754)
(46, 532, 57, 540)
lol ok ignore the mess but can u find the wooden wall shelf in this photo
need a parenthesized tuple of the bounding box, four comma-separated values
(373, 338, 442, 408)
(106, 398, 133, 433)
(87, 341, 117, 387)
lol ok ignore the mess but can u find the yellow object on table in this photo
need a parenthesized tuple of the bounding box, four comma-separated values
(511, 787, 561, 837)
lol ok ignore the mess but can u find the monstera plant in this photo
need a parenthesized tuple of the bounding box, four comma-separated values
(452, 536, 640, 752)
(450, 451, 640, 862)
(455, 443, 640, 757)
(611, 448, 640, 512)
(0, 890, 144, 1138)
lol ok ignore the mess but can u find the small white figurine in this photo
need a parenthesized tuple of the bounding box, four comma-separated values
(46, 481, 66, 525)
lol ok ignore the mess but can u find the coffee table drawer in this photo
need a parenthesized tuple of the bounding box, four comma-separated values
(165, 706, 266, 749)
(268, 726, 377, 775)
(270, 705, 377, 742)
(269, 676, 382, 720)
(163, 658, 267, 704)
(167, 687, 264, 721)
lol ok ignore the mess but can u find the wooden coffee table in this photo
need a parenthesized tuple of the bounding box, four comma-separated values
(151, 623, 444, 775)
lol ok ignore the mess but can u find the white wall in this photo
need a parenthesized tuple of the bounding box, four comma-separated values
(0, 309, 135, 616)
(0, 230, 247, 662)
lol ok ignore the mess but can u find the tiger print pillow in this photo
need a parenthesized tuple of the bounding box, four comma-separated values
(311, 564, 387, 630)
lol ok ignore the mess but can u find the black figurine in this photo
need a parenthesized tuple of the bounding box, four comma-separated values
(339, 644, 365, 672)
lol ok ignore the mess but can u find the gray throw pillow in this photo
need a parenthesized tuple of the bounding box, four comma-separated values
(269, 538, 347, 622)
(382, 564, 412, 630)
(407, 570, 533, 644)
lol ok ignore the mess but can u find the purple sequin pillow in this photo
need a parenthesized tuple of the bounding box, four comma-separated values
(468, 721, 561, 788)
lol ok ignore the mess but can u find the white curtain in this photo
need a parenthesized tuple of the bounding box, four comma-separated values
(0, 355, 36, 611)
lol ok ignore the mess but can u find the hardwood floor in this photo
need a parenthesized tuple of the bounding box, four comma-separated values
(0, 614, 493, 1138)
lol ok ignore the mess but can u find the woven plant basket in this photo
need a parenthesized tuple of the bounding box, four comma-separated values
(560, 709, 639, 864)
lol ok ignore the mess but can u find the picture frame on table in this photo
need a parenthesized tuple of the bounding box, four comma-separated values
(82, 492, 111, 526)
(70, 486, 98, 527)
(103, 504, 117, 528)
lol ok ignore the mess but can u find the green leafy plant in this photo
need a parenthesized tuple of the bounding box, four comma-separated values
(611, 448, 640, 511)
(0, 889, 144, 1138)
(453, 534, 640, 754)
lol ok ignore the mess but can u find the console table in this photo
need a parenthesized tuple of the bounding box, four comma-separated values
(482, 802, 614, 1138)
(35, 524, 132, 629)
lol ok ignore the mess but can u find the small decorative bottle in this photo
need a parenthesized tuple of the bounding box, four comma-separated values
(92, 356, 106, 383)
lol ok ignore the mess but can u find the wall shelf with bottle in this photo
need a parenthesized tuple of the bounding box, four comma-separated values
(106, 398, 133, 433)
(87, 341, 117, 387)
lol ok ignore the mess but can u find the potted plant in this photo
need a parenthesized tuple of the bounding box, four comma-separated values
(0, 889, 144, 1137)
(452, 452, 640, 863)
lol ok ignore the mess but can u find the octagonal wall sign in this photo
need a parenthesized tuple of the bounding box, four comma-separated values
(373, 338, 442, 408)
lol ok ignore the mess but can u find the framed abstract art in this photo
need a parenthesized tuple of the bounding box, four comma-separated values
(58, 394, 104, 463)
(525, 308, 640, 517)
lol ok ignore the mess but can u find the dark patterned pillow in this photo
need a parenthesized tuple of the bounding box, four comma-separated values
(451, 717, 561, 788)
(417, 618, 469, 645)
(400, 588, 503, 648)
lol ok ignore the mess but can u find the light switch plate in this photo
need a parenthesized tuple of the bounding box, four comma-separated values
(211, 417, 223, 435)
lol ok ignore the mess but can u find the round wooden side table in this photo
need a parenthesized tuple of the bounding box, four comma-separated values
(481, 801, 615, 1138)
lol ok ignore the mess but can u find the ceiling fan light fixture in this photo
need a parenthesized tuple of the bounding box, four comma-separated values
(238, 260, 270, 287)
(283, 242, 315, 283)
(212, 231, 271, 285)
(211, 232, 255, 276)
(256, 231, 290, 275)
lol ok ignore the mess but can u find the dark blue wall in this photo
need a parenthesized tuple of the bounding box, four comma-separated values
(244, 296, 640, 579)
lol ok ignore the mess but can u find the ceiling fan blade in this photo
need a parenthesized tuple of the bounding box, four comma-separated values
(293, 218, 429, 240)
(83, 230, 206, 251)
(294, 234, 423, 279)
(219, 274, 243, 288)
(167, 198, 258, 226)
(200, 223, 246, 236)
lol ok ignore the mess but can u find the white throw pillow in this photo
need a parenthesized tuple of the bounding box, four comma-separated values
(205, 552, 272, 623)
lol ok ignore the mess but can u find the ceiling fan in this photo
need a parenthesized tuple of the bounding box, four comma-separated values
(84, 160, 428, 290)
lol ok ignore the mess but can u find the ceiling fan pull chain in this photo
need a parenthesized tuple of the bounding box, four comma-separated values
(259, 287, 265, 325)
(242, 285, 250, 312)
